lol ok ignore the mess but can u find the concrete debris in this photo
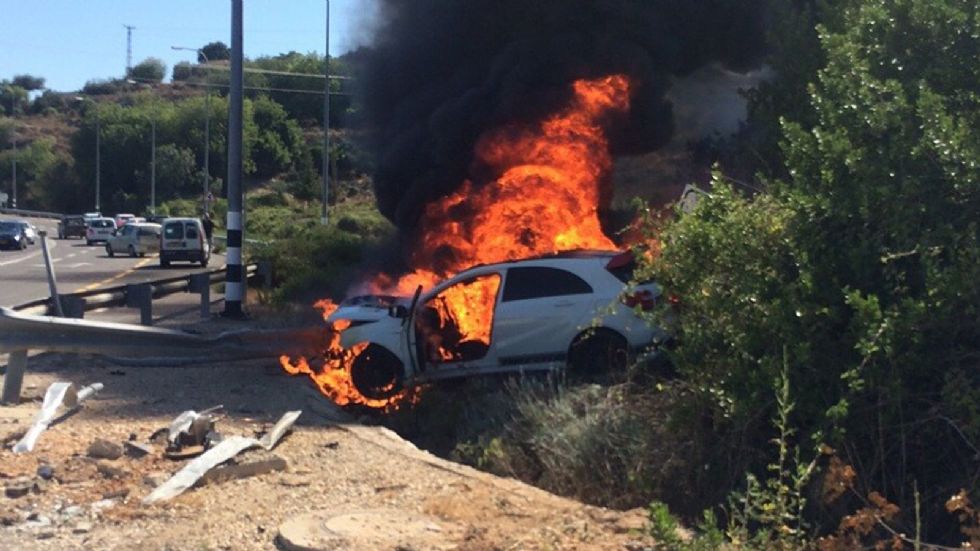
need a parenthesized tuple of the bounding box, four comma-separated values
(5, 478, 35, 498)
(143, 410, 301, 505)
(167, 405, 222, 447)
(95, 460, 127, 479)
(12, 382, 104, 453)
(73, 521, 93, 534)
(87, 438, 123, 460)
(123, 441, 153, 459)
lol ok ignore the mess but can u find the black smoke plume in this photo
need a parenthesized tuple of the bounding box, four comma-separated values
(358, 0, 768, 231)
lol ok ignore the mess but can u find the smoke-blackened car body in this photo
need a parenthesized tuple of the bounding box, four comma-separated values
(328, 250, 666, 400)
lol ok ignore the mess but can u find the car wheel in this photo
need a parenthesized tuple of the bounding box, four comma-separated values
(20, 239, 27, 250)
(86, 240, 92, 246)
(200, 255, 209, 267)
(567, 328, 630, 377)
(350, 344, 404, 400)
(128, 245, 137, 258)
(106, 244, 114, 257)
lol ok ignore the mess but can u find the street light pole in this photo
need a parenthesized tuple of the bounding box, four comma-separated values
(10, 136, 16, 209)
(171, 45, 211, 215)
(95, 111, 101, 213)
(322, 0, 330, 225)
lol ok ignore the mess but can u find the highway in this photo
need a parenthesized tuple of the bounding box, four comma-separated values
(0, 215, 222, 307)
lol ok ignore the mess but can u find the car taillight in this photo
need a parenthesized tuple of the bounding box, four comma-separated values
(621, 289, 656, 311)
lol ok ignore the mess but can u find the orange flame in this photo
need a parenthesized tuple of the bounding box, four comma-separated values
(284, 75, 632, 410)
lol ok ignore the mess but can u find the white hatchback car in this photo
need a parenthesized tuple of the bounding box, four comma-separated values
(105, 222, 162, 257)
(85, 217, 116, 245)
(328, 251, 666, 399)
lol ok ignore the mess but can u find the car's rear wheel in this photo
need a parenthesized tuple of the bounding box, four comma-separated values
(106, 244, 114, 257)
(350, 344, 404, 400)
(160, 258, 170, 268)
(567, 328, 630, 377)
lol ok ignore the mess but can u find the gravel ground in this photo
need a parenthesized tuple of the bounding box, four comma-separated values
(1, 334, 654, 550)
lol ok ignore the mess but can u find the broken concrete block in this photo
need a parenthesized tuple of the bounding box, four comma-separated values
(87, 438, 123, 460)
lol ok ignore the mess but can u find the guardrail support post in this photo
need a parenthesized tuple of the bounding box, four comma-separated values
(1, 350, 28, 405)
(59, 295, 87, 319)
(126, 283, 153, 326)
(188, 273, 211, 319)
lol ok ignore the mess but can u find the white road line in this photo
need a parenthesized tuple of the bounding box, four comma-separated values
(0, 239, 58, 267)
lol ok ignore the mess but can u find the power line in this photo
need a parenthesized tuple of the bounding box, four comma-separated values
(193, 64, 353, 80)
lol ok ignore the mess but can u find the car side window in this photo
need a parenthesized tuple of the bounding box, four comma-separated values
(501, 267, 593, 302)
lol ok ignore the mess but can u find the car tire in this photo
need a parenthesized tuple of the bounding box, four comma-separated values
(160, 258, 170, 268)
(128, 245, 137, 258)
(200, 256, 209, 267)
(19, 239, 27, 250)
(86, 240, 92, 246)
(350, 344, 404, 400)
(567, 328, 630, 377)
(106, 244, 114, 257)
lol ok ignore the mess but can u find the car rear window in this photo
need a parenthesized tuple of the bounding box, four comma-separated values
(164, 223, 184, 239)
(185, 225, 199, 239)
(138, 227, 160, 237)
(90, 220, 113, 228)
(501, 267, 593, 302)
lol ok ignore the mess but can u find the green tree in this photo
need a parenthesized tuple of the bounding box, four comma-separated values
(12, 74, 45, 91)
(200, 41, 230, 62)
(128, 58, 167, 83)
(640, 0, 980, 541)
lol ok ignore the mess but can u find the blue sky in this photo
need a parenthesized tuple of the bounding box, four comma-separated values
(0, 0, 380, 92)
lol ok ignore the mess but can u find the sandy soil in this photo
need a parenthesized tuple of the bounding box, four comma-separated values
(1, 342, 654, 550)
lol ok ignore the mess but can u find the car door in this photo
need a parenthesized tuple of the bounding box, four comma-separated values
(491, 266, 596, 364)
(412, 271, 502, 373)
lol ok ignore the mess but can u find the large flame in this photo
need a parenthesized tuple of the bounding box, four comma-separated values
(284, 75, 632, 409)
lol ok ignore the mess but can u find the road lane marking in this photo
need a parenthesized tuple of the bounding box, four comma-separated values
(0, 240, 58, 267)
(74, 256, 157, 293)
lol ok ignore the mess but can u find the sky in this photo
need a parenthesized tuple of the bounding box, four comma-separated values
(0, 0, 381, 92)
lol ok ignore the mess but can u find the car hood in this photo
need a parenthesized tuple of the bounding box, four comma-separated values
(325, 294, 410, 324)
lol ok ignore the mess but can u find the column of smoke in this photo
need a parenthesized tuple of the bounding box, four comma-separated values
(356, 0, 769, 239)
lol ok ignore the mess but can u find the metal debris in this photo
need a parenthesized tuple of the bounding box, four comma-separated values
(12, 382, 103, 454)
(143, 410, 301, 504)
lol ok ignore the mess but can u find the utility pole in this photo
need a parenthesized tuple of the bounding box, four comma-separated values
(150, 118, 156, 215)
(223, 0, 245, 318)
(10, 136, 16, 209)
(95, 111, 101, 213)
(124, 25, 135, 74)
(321, 0, 330, 225)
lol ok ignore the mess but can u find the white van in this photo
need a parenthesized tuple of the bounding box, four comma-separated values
(105, 222, 162, 257)
(159, 218, 210, 267)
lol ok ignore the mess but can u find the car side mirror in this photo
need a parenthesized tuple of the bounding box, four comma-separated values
(388, 305, 408, 319)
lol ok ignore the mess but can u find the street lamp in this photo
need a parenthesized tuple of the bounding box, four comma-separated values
(322, 0, 330, 225)
(172, 46, 211, 215)
(74, 96, 101, 213)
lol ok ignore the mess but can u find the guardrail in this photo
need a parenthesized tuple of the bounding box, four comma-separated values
(0, 207, 64, 220)
(12, 263, 269, 321)
(0, 306, 323, 404)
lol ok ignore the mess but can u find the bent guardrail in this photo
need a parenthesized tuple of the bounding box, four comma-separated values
(0, 306, 323, 404)
(0, 207, 65, 220)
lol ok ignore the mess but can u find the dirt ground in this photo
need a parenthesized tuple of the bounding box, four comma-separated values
(0, 320, 655, 550)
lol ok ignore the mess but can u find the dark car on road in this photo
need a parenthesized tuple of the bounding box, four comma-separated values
(58, 215, 87, 239)
(0, 220, 30, 250)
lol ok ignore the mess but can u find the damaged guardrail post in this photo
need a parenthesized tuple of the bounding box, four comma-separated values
(126, 283, 153, 326)
(188, 272, 212, 319)
(1, 350, 29, 405)
(40, 231, 65, 317)
(59, 295, 87, 319)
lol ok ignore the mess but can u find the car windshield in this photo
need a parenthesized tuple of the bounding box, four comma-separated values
(0, 222, 18, 232)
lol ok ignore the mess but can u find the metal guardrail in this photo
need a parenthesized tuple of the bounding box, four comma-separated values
(0, 306, 323, 404)
(0, 207, 64, 220)
(12, 264, 265, 317)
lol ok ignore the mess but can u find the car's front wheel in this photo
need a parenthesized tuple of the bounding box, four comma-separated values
(350, 344, 404, 400)
(567, 328, 630, 377)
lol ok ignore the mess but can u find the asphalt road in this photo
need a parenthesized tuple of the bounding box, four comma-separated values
(0, 215, 223, 307)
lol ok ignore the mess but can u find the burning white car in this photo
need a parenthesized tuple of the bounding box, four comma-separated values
(328, 250, 667, 399)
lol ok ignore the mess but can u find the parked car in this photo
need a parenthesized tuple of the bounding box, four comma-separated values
(14, 221, 37, 244)
(85, 217, 116, 245)
(327, 250, 667, 399)
(58, 215, 88, 239)
(113, 213, 136, 228)
(159, 217, 210, 267)
(105, 222, 162, 257)
(0, 220, 30, 250)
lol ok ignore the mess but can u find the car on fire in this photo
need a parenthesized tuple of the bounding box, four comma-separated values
(327, 250, 667, 399)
